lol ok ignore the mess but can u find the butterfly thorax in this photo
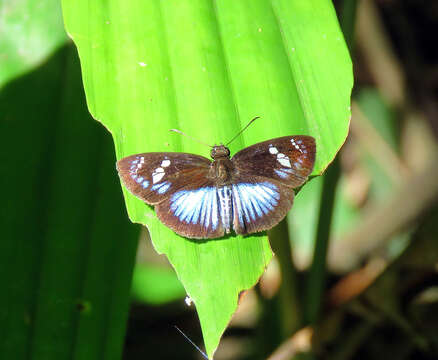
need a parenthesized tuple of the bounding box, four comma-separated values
(209, 145, 234, 186)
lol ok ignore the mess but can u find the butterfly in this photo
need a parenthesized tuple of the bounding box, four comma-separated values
(117, 134, 316, 239)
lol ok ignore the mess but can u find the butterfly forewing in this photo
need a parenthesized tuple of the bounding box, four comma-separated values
(116, 153, 211, 204)
(232, 136, 316, 188)
(117, 152, 226, 238)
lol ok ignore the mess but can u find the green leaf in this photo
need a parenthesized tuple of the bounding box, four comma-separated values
(131, 264, 186, 304)
(356, 88, 399, 199)
(62, 0, 352, 357)
(0, 0, 67, 87)
(0, 44, 139, 360)
(288, 175, 361, 269)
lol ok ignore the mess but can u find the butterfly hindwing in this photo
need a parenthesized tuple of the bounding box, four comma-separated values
(116, 152, 211, 204)
(155, 180, 226, 239)
(230, 176, 295, 235)
(232, 136, 316, 188)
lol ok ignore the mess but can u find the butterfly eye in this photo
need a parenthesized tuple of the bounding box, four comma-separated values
(210, 146, 230, 159)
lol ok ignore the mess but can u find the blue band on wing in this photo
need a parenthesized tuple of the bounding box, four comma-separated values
(232, 182, 279, 227)
(170, 187, 219, 230)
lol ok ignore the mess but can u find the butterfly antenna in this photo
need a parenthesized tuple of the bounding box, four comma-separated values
(225, 116, 260, 146)
(174, 326, 209, 360)
(170, 129, 213, 148)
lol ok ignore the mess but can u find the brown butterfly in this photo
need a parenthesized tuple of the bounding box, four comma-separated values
(117, 124, 315, 239)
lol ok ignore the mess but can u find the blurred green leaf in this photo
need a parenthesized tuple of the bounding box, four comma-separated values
(356, 88, 410, 259)
(288, 176, 360, 270)
(357, 88, 398, 150)
(290, 89, 400, 270)
(0, 0, 67, 87)
(356, 88, 398, 199)
(62, 0, 352, 356)
(0, 44, 139, 360)
(131, 265, 185, 304)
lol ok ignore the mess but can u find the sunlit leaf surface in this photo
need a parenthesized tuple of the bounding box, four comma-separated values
(62, 0, 352, 356)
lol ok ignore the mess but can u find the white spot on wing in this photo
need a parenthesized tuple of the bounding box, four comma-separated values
(290, 138, 302, 152)
(152, 167, 165, 183)
(161, 159, 171, 167)
(269, 146, 278, 154)
(130, 156, 145, 173)
(277, 153, 291, 168)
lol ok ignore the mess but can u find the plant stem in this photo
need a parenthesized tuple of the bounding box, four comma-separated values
(268, 219, 301, 337)
(339, 0, 359, 53)
(304, 157, 341, 324)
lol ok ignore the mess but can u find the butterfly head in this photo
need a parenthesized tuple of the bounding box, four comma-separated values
(210, 145, 230, 160)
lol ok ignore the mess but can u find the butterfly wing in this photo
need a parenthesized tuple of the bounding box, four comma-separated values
(232, 136, 316, 188)
(117, 152, 225, 238)
(155, 181, 226, 239)
(116, 152, 211, 204)
(117, 136, 316, 238)
(230, 176, 295, 235)
(229, 135, 316, 235)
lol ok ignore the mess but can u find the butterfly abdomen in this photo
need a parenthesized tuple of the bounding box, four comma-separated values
(218, 185, 233, 233)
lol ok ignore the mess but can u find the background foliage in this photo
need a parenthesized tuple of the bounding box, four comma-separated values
(1, 0, 438, 360)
